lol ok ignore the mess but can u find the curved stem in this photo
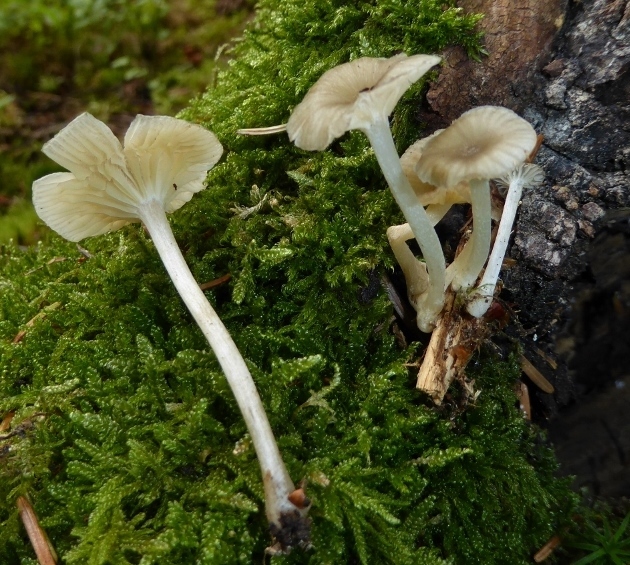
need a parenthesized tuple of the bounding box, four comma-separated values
(445, 179, 491, 291)
(386, 224, 429, 304)
(467, 177, 524, 317)
(139, 199, 308, 547)
(364, 120, 446, 332)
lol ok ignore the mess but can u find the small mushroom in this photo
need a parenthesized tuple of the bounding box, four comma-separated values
(32, 113, 310, 552)
(466, 163, 544, 318)
(285, 54, 445, 332)
(415, 106, 537, 292)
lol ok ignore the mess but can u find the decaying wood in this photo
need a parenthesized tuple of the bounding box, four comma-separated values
(416, 291, 490, 403)
(425, 0, 566, 126)
(17, 496, 57, 565)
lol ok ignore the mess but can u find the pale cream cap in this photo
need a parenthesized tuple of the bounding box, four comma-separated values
(33, 113, 222, 242)
(401, 132, 471, 206)
(287, 54, 441, 151)
(414, 106, 537, 188)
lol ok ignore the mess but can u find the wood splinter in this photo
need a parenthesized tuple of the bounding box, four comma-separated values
(416, 290, 490, 404)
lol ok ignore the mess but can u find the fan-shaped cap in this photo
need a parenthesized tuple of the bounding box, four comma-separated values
(401, 133, 471, 206)
(286, 53, 441, 151)
(414, 106, 537, 188)
(32, 113, 222, 242)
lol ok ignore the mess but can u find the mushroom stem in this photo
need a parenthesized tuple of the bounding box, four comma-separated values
(466, 179, 522, 317)
(386, 224, 429, 303)
(139, 198, 307, 538)
(237, 124, 288, 136)
(467, 164, 543, 317)
(444, 178, 491, 291)
(364, 119, 446, 332)
(426, 203, 453, 226)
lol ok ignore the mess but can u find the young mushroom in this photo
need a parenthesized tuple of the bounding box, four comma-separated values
(285, 54, 446, 332)
(32, 113, 310, 553)
(414, 106, 538, 292)
(466, 163, 544, 318)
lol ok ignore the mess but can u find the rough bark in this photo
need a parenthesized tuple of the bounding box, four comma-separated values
(418, 0, 630, 495)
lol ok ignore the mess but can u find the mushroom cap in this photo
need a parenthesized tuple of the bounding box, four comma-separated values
(286, 53, 441, 151)
(401, 132, 471, 206)
(414, 106, 537, 188)
(495, 163, 545, 193)
(32, 113, 223, 242)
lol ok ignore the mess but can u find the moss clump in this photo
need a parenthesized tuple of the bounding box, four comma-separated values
(0, 0, 576, 563)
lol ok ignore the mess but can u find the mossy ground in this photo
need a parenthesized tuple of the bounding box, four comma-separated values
(0, 0, 577, 563)
(0, 0, 252, 245)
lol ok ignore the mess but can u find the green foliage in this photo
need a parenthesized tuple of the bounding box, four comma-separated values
(0, 0, 577, 563)
(0, 0, 167, 95)
(0, 199, 41, 246)
(0, 0, 252, 245)
(565, 505, 630, 565)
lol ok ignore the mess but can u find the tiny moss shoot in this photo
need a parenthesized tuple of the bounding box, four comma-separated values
(0, 0, 576, 563)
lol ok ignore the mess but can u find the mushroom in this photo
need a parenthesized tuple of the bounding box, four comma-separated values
(387, 132, 471, 325)
(400, 131, 472, 225)
(466, 163, 544, 318)
(414, 106, 538, 292)
(285, 53, 445, 332)
(32, 113, 310, 552)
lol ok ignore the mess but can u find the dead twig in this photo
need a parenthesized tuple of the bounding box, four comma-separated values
(520, 354, 555, 394)
(12, 302, 62, 344)
(533, 346, 558, 370)
(0, 411, 14, 432)
(533, 534, 562, 562)
(199, 273, 232, 291)
(17, 496, 58, 565)
(515, 381, 531, 420)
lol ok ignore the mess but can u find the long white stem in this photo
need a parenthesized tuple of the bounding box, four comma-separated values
(467, 177, 524, 318)
(364, 120, 446, 332)
(139, 199, 304, 532)
(445, 179, 491, 291)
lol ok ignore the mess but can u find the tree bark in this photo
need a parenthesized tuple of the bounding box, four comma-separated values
(417, 0, 630, 495)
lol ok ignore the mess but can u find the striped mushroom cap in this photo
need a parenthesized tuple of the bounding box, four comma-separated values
(287, 54, 441, 151)
(33, 113, 222, 242)
(414, 106, 537, 188)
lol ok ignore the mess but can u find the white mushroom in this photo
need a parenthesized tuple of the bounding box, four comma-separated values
(467, 163, 544, 318)
(285, 54, 445, 332)
(415, 106, 537, 292)
(32, 113, 309, 552)
(388, 133, 471, 327)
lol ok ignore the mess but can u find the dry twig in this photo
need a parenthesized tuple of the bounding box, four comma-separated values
(17, 496, 57, 565)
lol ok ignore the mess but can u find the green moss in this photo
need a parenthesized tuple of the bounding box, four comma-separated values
(0, 0, 576, 563)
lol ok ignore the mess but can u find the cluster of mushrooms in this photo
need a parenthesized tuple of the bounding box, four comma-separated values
(31, 53, 543, 553)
